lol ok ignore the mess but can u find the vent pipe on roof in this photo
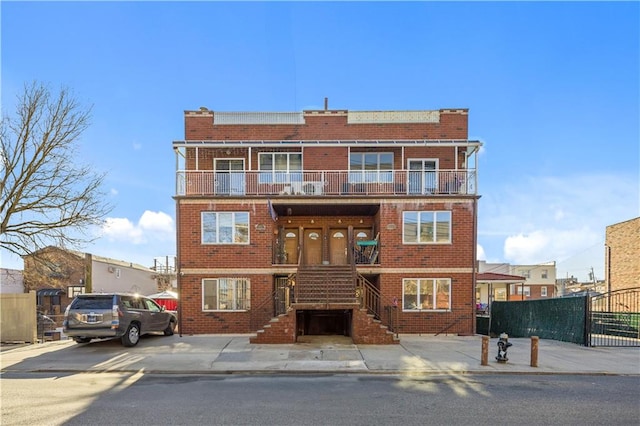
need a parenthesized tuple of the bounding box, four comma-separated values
(324, 97, 328, 110)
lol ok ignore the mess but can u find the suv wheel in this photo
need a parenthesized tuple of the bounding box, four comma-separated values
(163, 320, 176, 336)
(122, 323, 140, 347)
(74, 337, 92, 344)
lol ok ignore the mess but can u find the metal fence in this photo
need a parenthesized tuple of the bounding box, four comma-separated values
(490, 297, 588, 345)
(588, 287, 640, 347)
(484, 287, 640, 347)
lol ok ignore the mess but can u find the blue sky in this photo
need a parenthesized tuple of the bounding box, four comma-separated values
(1, 1, 638, 282)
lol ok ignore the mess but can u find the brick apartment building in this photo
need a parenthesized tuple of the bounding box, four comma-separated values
(605, 217, 640, 292)
(173, 102, 482, 343)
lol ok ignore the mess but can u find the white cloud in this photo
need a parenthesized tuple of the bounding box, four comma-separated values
(133, 142, 142, 150)
(110, 188, 119, 196)
(101, 211, 174, 244)
(479, 171, 638, 279)
(476, 244, 486, 261)
(138, 211, 175, 240)
(102, 217, 144, 243)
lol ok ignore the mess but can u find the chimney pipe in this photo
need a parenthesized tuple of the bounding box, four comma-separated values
(324, 97, 328, 110)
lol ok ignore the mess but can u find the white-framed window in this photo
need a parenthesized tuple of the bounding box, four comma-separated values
(67, 286, 85, 297)
(520, 269, 531, 279)
(402, 278, 451, 311)
(202, 212, 249, 244)
(541, 269, 548, 279)
(512, 285, 530, 296)
(202, 278, 250, 311)
(349, 152, 393, 183)
(403, 211, 451, 244)
(541, 286, 547, 297)
(259, 152, 302, 183)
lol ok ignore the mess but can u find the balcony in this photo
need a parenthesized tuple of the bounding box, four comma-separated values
(176, 169, 477, 197)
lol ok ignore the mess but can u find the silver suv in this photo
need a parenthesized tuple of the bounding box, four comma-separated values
(63, 293, 177, 347)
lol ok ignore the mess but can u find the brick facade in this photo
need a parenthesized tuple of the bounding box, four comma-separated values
(175, 106, 481, 340)
(606, 217, 640, 292)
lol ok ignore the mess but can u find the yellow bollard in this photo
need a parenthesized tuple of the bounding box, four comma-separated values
(530, 336, 539, 367)
(481, 335, 489, 366)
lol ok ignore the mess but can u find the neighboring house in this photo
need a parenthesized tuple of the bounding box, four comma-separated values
(23, 247, 160, 315)
(555, 276, 580, 297)
(173, 104, 482, 343)
(476, 260, 556, 308)
(475, 261, 526, 313)
(151, 255, 178, 291)
(605, 217, 640, 293)
(563, 279, 606, 296)
(509, 262, 557, 300)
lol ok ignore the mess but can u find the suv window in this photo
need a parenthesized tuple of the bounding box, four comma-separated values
(144, 298, 161, 312)
(71, 296, 112, 310)
(123, 297, 145, 310)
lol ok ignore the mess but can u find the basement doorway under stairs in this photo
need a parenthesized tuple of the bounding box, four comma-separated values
(296, 309, 352, 338)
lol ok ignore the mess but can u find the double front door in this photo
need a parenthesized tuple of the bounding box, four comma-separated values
(282, 228, 349, 265)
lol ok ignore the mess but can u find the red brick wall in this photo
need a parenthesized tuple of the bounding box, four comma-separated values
(184, 109, 468, 141)
(177, 199, 476, 335)
(378, 201, 475, 268)
(379, 273, 474, 335)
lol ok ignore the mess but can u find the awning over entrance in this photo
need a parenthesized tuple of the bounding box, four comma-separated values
(37, 288, 66, 297)
(270, 202, 379, 217)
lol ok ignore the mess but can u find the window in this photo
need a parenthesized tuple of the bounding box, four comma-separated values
(259, 152, 302, 183)
(403, 278, 451, 311)
(202, 278, 250, 311)
(68, 286, 85, 298)
(541, 286, 547, 297)
(403, 211, 451, 244)
(144, 298, 162, 312)
(521, 269, 531, 279)
(541, 269, 548, 279)
(494, 288, 507, 301)
(513, 285, 530, 296)
(202, 212, 249, 244)
(349, 152, 393, 183)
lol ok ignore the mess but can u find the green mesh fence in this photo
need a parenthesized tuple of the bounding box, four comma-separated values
(490, 296, 587, 345)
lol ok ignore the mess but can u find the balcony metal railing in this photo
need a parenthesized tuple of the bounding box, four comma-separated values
(176, 169, 477, 196)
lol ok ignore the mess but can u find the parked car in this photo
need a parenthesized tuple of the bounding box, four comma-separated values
(63, 293, 177, 347)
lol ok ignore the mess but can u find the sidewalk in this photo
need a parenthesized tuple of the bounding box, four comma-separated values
(1, 334, 639, 376)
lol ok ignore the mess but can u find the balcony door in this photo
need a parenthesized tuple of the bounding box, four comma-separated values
(215, 159, 245, 195)
(408, 159, 437, 194)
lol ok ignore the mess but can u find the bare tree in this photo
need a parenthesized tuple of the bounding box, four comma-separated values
(0, 81, 112, 259)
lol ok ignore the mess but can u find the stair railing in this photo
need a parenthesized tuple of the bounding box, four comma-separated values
(356, 274, 399, 338)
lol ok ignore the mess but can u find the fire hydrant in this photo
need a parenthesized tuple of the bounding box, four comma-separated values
(496, 332, 512, 363)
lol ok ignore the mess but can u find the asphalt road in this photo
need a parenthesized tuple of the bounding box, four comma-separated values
(1, 373, 639, 425)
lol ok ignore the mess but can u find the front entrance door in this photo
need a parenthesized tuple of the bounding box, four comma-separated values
(303, 229, 323, 265)
(283, 229, 299, 264)
(329, 229, 348, 265)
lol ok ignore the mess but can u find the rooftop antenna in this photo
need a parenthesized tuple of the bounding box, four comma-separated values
(324, 97, 328, 110)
